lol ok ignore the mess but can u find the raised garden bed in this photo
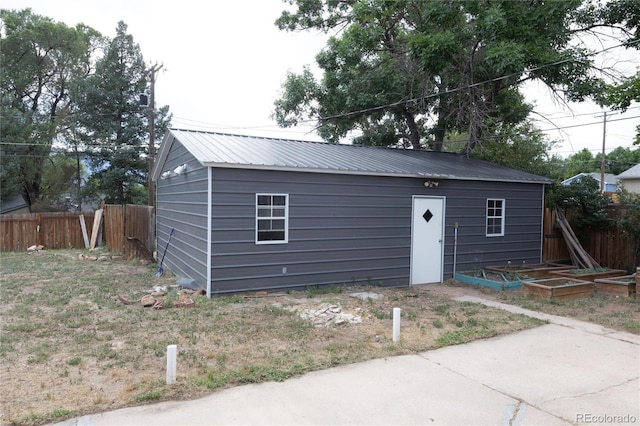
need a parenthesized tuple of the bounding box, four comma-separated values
(550, 268, 628, 282)
(523, 278, 594, 300)
(454, 270, 525, 291)
(593, 275, 636, 297)
(483, 263, 573, 280)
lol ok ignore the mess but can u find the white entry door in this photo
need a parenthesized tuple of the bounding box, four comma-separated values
(410, 196, 445, 285)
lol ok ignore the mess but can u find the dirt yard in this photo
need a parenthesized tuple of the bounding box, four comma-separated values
(0, 249, 638, 426)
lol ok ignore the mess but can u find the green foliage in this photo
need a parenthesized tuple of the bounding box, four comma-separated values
(616, 188, 640, 256)
(1, 10, 172, 209)
(0, 8, 100, 208)
(564, 147, 640, 180)
(472, 122, 563, 179)
(546, 176, 613, 229)
(564, 148, 599, 178)
(72, 21, 148, 205)
(27, 154, 82, 212)
(273, 0, 625, 156)
(597, 147, 640, 176)
(134, 389, 162, 402)
(305, 284, 344, 298)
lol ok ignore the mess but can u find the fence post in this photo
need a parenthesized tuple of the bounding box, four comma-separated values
(37, 213, 43, 247)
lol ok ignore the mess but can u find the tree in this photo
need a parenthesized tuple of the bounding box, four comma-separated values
(592, 0, 640, 144)
(616, 188, 640, 259)
(546, 176, 612, 229)
(0, 8, 100, 209)
(596, 146, 640, 176)
(564, 148, 599, 178)
(273, 0, 625, 155)
(72, 21, 150, 205)
(601, 70, 640, 145)
(471, 121, 565, 180)
(34, 153, 82, 212)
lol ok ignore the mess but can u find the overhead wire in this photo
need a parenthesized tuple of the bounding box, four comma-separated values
(2, 39, 638, 158)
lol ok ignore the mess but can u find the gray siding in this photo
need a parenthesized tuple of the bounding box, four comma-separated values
(156, 141, 209, 287)
(208, 168, 544, 294)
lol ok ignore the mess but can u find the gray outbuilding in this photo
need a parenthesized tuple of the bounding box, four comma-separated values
(152, 129, 552, 296)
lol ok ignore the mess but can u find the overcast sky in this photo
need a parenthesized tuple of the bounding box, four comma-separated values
(3, 0, 639, 160)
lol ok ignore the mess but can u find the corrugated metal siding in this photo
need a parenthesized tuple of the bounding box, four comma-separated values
(444, 182, 544, 272)
(156, 141, 209, 287)
(208, 168, 545, 293)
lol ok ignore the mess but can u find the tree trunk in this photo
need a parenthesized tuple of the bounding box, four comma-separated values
(400, 106, 422, 149)
(75, 147, 82, 212)
(20, 158, 43, 209)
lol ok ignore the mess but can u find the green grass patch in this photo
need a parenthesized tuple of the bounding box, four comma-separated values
(134, 389, 162, 402)
(67, 357, 83, 366)
(305, 284, 344, 298)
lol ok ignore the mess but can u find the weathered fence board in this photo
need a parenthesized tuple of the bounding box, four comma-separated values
(0, 212, 95, 251)
(1, 205, 155, 259)
(542, 206, 636, 271)
(103, 205, 124, 254)
(542, 208, 571, 263)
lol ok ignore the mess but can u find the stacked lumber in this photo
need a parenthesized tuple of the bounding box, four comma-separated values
(554, 209, 601, 270)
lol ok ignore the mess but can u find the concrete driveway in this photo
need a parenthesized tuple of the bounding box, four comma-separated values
(54, 297, 639, 426)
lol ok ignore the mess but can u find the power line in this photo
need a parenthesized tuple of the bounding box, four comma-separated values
(539, 114, 640, 132)
(317, 40, 640, 122)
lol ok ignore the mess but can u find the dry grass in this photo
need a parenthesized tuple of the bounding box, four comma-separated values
(0, 249, 637, 426)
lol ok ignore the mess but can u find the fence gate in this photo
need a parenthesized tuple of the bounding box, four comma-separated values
(103, 204, 155, 260)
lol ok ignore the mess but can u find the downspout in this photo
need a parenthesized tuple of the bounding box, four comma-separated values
(206, 166, 212, 298)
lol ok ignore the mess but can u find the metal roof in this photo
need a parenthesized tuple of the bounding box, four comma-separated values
(152, 129, 552, 184)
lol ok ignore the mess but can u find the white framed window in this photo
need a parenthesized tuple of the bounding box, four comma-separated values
(256, 194, 288, 244)
(486, 198, 505, 237)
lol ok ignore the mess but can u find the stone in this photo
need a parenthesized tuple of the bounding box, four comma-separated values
(349, 292, 383, 300)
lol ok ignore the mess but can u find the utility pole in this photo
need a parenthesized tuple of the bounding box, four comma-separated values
(147, 63, 163, 207)
(595, 111, 617, 194)
(600, 111, 607, 194)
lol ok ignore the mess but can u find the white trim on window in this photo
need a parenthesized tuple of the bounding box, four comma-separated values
(486, 198, 505, 237)
(255, 193, 289, 244)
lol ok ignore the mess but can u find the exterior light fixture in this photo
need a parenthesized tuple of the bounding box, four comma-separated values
(174, 164, 187, 175)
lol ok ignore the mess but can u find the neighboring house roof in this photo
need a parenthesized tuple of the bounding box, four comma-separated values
(616, 164, 640, 179)
(0, 194, 29, 215)
(153, 129, 552, 184)
(561, 172, 618, 186)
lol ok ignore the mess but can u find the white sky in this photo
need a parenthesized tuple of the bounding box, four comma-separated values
(3, 0, 639, 159)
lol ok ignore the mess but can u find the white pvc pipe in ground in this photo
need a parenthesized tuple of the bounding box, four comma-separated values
(393, 308, 401, 343)
(166, 344, 177, 384)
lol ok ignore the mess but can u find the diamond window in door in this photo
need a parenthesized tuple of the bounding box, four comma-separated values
(422, 209, 433, 223)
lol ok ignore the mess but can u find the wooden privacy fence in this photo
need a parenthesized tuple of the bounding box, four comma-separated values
(1, 204, 155, 260)
(102, 204, 155, 260)
(0, 212, 95, 252)
(542, 206, 637, 271)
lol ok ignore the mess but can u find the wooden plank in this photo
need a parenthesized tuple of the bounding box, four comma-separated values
(90, 209, 103, 250)
(595, 281, 634, 297)
(551, 284, 593, 297)
(79, 215, 89, 248)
